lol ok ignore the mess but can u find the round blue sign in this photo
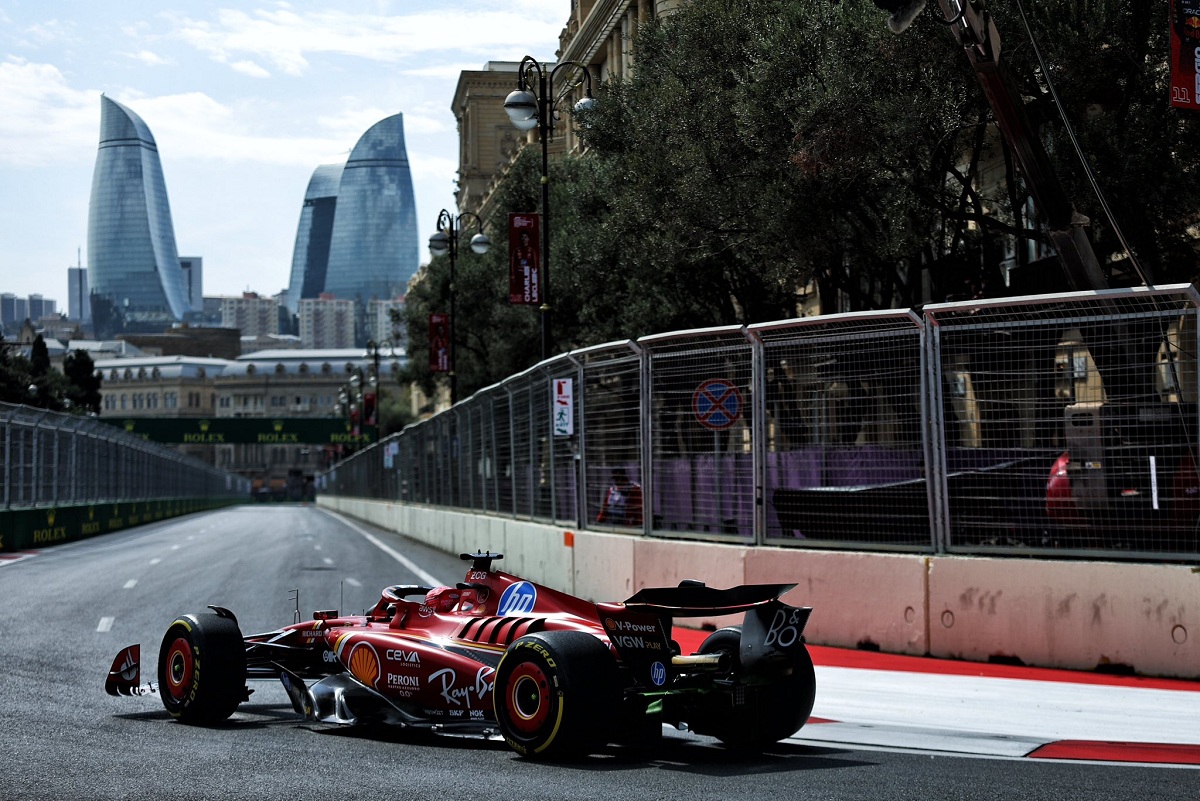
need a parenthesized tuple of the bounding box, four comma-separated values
(692, 379, 743, 430)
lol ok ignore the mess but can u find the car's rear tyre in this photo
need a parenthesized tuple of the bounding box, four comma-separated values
(694, 625, 816, 749)
(157, 612, 246, 724)
(493, 631, 620, 760)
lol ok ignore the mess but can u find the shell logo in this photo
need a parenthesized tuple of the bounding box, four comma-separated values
(347, 642, 381, 689)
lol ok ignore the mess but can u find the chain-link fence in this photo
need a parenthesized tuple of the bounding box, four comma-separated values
(1, 402, 248, 509)
(322, 284, 1200, 562)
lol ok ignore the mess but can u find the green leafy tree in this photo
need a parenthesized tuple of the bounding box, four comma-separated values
(63, 349, 103, 414)
(401, 147, 547, 399)
(408, 0, 1197, 401)
(0, 333, 33, 405)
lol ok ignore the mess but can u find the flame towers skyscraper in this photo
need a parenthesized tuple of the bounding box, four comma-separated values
(87, 95, 191, 338)
(288, 113, 418, 344)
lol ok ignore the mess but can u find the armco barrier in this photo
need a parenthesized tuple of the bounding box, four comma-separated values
(318, 496, 1199, 680)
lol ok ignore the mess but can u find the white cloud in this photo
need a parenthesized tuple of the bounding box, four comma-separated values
(229, 59, 270, 78)
(125, 50, 174, 67)
(135, 92, 351, 167)
(162, 4, 564, 76)
(0, 57, 96, 167)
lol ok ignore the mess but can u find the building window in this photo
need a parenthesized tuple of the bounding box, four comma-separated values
(164, 392, 178, 409)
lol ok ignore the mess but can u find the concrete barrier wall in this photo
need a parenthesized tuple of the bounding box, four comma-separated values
(317, 497, 1198, 679)
(928, 556, 1198, 678)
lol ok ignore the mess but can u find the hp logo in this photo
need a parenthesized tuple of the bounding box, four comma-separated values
(650, 661, 667, 686)
(496, 581, 538, 616)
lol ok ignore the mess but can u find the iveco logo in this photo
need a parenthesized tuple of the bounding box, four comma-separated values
(496, 581, 537, 616)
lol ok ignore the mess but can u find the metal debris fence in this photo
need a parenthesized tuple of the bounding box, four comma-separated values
(324, 284, 1200, 562)
(1, 402, 248, 509)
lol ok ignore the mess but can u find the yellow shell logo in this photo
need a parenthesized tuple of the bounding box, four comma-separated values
(348, 643, 381, 689)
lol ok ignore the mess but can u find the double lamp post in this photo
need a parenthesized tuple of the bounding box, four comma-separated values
(427, 56, 594, 407)
(428, 211, 490, 405)
(503, 55, 595, 365)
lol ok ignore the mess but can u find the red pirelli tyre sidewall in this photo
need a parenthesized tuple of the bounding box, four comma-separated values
(493, 632, 619, 760)
(156, 612, 246, 725)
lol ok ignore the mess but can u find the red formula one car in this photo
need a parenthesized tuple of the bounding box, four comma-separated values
(106, 552, 816, 759)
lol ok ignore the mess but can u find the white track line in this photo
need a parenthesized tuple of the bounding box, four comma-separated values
(317, 509, 443, 587)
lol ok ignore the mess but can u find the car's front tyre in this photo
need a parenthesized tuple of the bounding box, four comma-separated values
(157, 611, 246, 724)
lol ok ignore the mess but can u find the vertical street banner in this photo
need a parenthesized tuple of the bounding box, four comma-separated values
(1171, 0, 1200, 110)
(429, 313, 450, 373)
(508, 212, 541, 306)
(553, 378, 574, 437)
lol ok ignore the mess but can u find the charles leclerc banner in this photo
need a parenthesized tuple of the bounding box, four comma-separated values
(508, 212, 541, 306)
(1172, 0, 1200, 111)
(429, 313, 450, 373)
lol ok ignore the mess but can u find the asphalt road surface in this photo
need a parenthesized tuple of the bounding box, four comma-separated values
(1, 505, 1194, 801)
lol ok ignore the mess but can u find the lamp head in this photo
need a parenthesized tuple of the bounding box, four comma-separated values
(504, 89, 539, 131)
(428, 230, 450, 257)
(469, 232, 491, 255)
(573, 95, 596, 115)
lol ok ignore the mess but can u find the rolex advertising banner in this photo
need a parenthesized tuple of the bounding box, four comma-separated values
(508, 212, 541, 306)
(1172, 0, 1200, 110)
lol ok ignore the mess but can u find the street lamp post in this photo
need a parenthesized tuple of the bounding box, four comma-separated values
(428, 210, 491, 405)
(503, 56, 595, 363)
(365, 339, 394, 429)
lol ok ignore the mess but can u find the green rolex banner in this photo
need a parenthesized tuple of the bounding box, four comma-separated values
(107, 417, 376, 446)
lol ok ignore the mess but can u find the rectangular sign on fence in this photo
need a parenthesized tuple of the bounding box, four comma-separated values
(553, 378, 573, 436)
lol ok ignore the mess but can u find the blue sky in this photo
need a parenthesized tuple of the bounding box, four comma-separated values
(0, 1, 564, 311)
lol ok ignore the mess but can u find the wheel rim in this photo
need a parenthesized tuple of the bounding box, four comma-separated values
(164, 637, 194, 700)
(506, 662, 550, 734)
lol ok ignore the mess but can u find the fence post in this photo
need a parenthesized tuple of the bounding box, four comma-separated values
(638, 341, 653, 537)
(921, 313, 951, 553)
(747, 328, 766, 546)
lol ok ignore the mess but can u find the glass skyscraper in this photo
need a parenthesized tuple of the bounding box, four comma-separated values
(322, 113, 419, 307)
(87, 95, 191, 338)
(286, 113, 418, 344)
(285, 162, 344, 316)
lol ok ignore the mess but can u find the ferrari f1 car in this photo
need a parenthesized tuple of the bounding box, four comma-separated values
(106, 552, 816, 759)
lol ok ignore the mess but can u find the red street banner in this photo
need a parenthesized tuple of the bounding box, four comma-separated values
(429, 313, 450, 373)
(508, 212, 541, 306)
(1171, 0, 1200, 110)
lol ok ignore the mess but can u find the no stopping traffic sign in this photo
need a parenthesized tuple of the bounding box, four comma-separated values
(692, 378, 743, 430)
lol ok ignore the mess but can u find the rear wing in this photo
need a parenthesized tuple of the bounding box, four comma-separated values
(622, 582, 796, 617)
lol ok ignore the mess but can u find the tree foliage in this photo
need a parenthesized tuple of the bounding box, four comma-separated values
(404, 0, 1198, 400)
(0, 333, 103, 413)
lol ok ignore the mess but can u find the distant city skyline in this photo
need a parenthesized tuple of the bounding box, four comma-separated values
(0, 1, 564, 305)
